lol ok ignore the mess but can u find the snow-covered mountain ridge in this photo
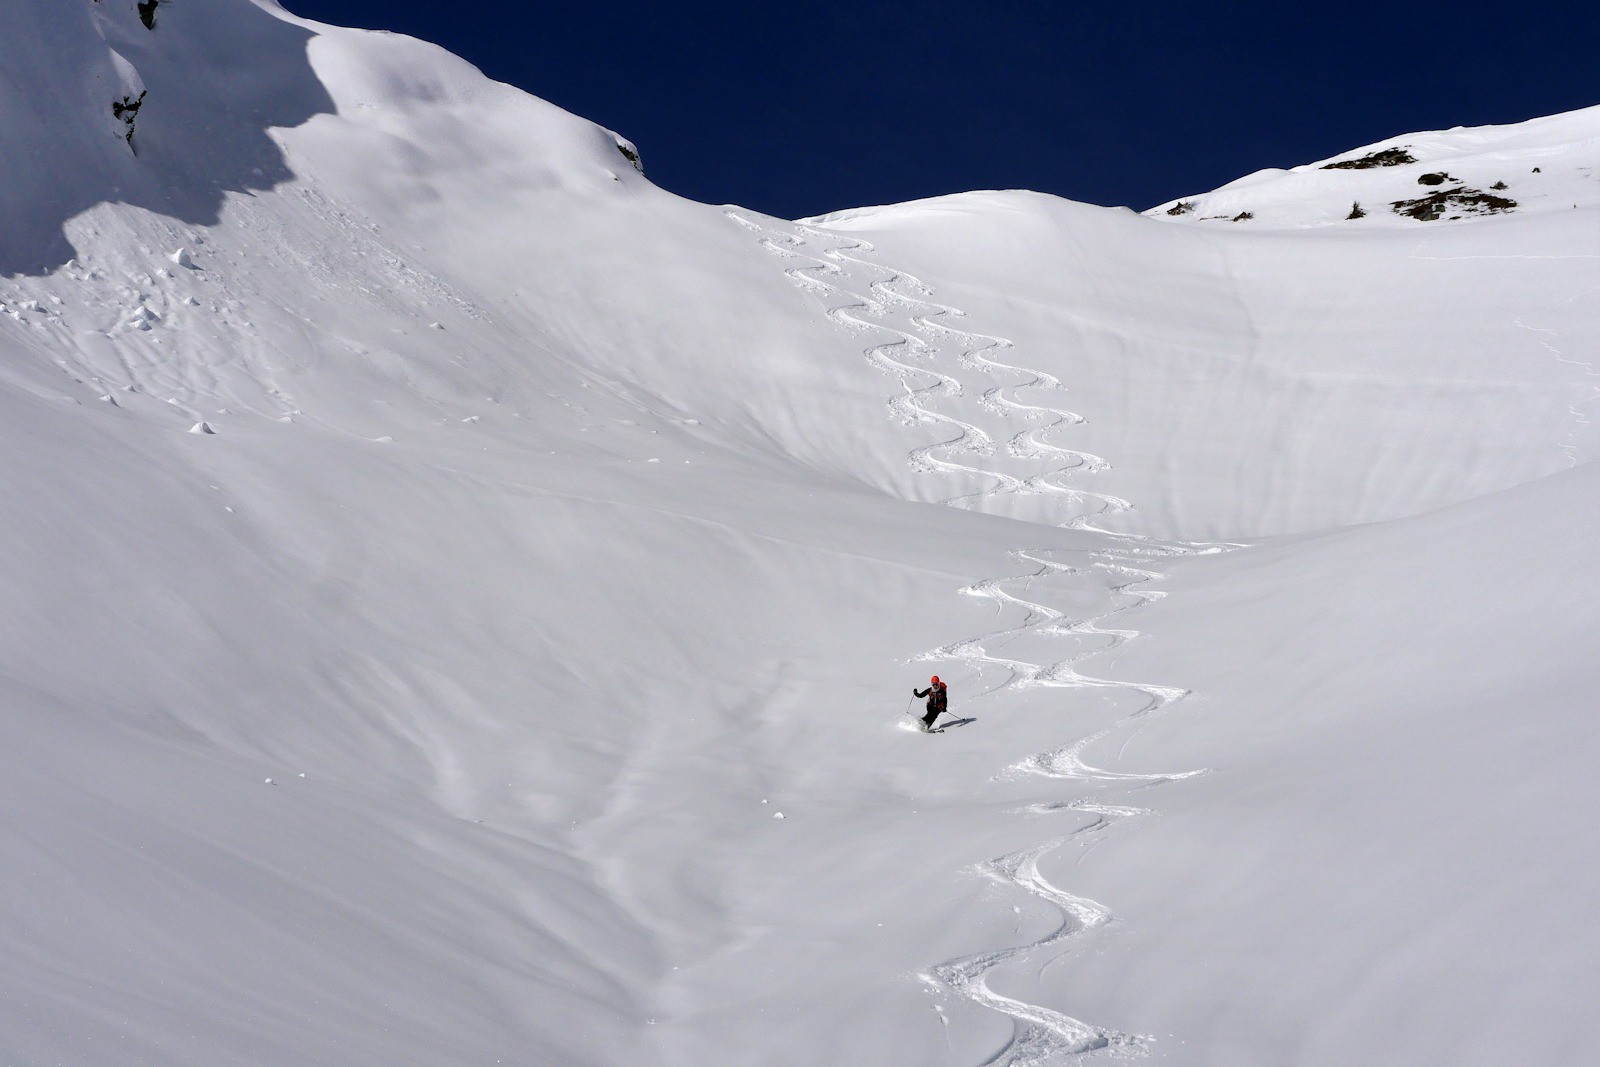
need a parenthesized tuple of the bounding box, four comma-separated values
(2, 2, 1597, 1065)
(1145, 104, 1600, 227)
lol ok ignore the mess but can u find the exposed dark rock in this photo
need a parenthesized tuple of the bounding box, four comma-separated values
(1490, 180, 1509, 190)
(138, 0, 161, 30)
(613, 139, 643, 174)
(1417, 172, 1455, 186)
(1165, 200, 1196, 216)
(1322, 146, 1416, 170)
(112, 90, 147, 151)
(1231, 211, 1254, 222)
(1391, 187, 1517, 221)
(1347, 201, 1366, 220)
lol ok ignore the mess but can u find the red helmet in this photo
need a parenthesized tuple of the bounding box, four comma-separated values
(931, 675, 940, 684)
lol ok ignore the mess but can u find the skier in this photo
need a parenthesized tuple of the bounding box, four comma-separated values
(913, 675, 949, 731)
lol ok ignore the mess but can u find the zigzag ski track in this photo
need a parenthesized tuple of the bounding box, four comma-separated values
(728, 210, 1240, 1063)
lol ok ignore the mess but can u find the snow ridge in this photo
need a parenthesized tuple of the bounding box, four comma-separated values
(726, 209, 1235, 1062)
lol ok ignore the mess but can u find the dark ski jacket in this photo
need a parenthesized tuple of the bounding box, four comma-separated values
(914, 683, 948, 713)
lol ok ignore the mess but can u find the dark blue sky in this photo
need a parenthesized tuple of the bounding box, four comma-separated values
(288, 0, 1598, 219)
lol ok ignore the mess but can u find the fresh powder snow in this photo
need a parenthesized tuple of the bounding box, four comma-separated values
(1, 2, 1597, 1066)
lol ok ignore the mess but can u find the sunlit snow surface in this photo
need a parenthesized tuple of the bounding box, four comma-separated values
(1, 2, 1597, 1065)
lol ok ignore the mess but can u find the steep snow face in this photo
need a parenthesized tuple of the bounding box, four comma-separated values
(1144, 104, 1600, 228)
(0, 0, 334, 275)
(3, 4, 1599, 1067)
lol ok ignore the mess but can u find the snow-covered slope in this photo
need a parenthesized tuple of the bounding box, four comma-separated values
(2, 3, 1596, 1065)
(1144, 105, 1600, 229)
(810, 184, 1597, 538)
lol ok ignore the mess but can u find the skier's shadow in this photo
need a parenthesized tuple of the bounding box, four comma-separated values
(929, 717, 977, 733)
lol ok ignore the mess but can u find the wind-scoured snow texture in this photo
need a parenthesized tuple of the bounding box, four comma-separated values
(2, 3, 1598, 1065)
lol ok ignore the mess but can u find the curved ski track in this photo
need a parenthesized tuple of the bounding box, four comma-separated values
(728, 210, 1235, 1063)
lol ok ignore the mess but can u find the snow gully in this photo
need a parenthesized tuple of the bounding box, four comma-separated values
(728, 209, 1239, 1062)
